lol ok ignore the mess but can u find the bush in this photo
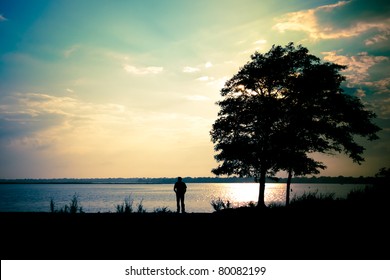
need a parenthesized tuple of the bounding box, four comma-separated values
(210, 198, 232, 211)
(289, 190, 336, 208)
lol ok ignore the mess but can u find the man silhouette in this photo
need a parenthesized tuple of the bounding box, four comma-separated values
(173, 177, 187, 213)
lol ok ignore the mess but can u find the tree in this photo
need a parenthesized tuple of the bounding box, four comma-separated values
(210, 42, 381, 208)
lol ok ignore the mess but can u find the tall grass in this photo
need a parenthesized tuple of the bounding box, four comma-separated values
(115, 195, 147, 213)
(116, 195, 134, 213)
(136, 198, 146, 213)
(50, 193, 84, 213)
(290, 190, 335, 203)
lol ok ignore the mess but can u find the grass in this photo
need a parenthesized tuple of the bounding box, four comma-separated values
(153, 206, 172, 213)
(115, 195, 147, 213)
(50, 193, 84, 214)
(115, 195, 134, 213)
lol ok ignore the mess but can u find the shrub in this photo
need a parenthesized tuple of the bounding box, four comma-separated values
(210, 198, 232, 211)
(153, 206, 171, 213)
(289, 190, 335, 208)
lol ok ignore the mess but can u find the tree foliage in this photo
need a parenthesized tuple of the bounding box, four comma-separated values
(210, 42, 381, 207)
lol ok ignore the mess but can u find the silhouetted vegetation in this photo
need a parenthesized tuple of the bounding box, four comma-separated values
(50, 193, 84, 213)
(115, 195, 146, 213)
(210, 198, 232, 211)
(153, 206, 172, 213)
(4, 167, 388, 261)
(115, 195, 134, 213)
(210, 42, 381, 207)
(136, 198, 146, 213)
(42, 167, 388, 214)
(211, 167, 389, 213)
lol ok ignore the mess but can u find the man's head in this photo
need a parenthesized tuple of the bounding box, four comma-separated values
(178, 177, 182, 181)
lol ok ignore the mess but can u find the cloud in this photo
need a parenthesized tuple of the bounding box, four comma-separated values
(64, 45, 80, 58)
(355, 88, 366, 98)
(253, 39, 267, 45)
(273, 1, 349, 38)
(186, 95, 210, 102)
(183, 66, 200, 73)
(0, 14, 7, 21)
(273, 1, 390, 43)
(0, 93, 127, 138)
(322, 50, 388, 86)
(195, 75, 227, 89)
(362, 77, 390, 95)
(0, 92, 213, 151)
(123, 64, 163, 75)
(376, 97, 390, 118)
(196, 76, 212, 82)
(183, 62, 212, 73)
(365, 31, 390, 46)
(239, 39, 267, 55)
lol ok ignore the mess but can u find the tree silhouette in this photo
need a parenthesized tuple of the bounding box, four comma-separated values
(210, 42, 381, 207)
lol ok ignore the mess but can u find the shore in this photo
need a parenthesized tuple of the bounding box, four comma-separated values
(1, 204, 389, 260)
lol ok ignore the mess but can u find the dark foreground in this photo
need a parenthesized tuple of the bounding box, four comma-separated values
(1, 204, 389, 260)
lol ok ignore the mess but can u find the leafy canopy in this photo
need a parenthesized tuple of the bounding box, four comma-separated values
(210, 42, 381, 206)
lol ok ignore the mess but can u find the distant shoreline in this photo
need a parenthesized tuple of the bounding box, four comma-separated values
(0, 175, 376, 185)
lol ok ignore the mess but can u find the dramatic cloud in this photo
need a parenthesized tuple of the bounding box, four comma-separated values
(322, 51, 388, 86)
(1, 1, 388, 178)
(0, 92, 212, 152)
(365, 32, 390, 46)
(273, 1, 390, 43)
(0, 93, 128, 136)
(273, 1, 350, 38)
(123, 64, 163, 75)
(362, 77, 390, 95)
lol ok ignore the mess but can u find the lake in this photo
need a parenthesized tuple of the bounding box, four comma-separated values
(0, 182, 368, 213)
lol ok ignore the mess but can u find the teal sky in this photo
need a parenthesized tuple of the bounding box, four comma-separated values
(1, 0, 389, 178)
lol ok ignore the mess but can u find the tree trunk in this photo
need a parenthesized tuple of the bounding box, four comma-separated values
(257, 168, 267, 208)
(285, 169, 293, 206)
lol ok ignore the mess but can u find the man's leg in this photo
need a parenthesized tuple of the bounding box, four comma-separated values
(180, 194, 185, 213)
(176, 193, 180, 213)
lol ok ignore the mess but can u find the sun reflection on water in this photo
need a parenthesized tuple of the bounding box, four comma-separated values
(209, 183, 286, 207)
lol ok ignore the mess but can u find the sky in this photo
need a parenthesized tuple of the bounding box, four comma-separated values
(0, 0, 389, 179)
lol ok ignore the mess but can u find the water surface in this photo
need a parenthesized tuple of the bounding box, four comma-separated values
(0, 183, 367, 213)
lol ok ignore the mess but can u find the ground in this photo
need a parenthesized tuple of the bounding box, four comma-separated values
(1, 204, 388, 260)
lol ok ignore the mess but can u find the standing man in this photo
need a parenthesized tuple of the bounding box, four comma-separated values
(173, 177, 187, 213)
